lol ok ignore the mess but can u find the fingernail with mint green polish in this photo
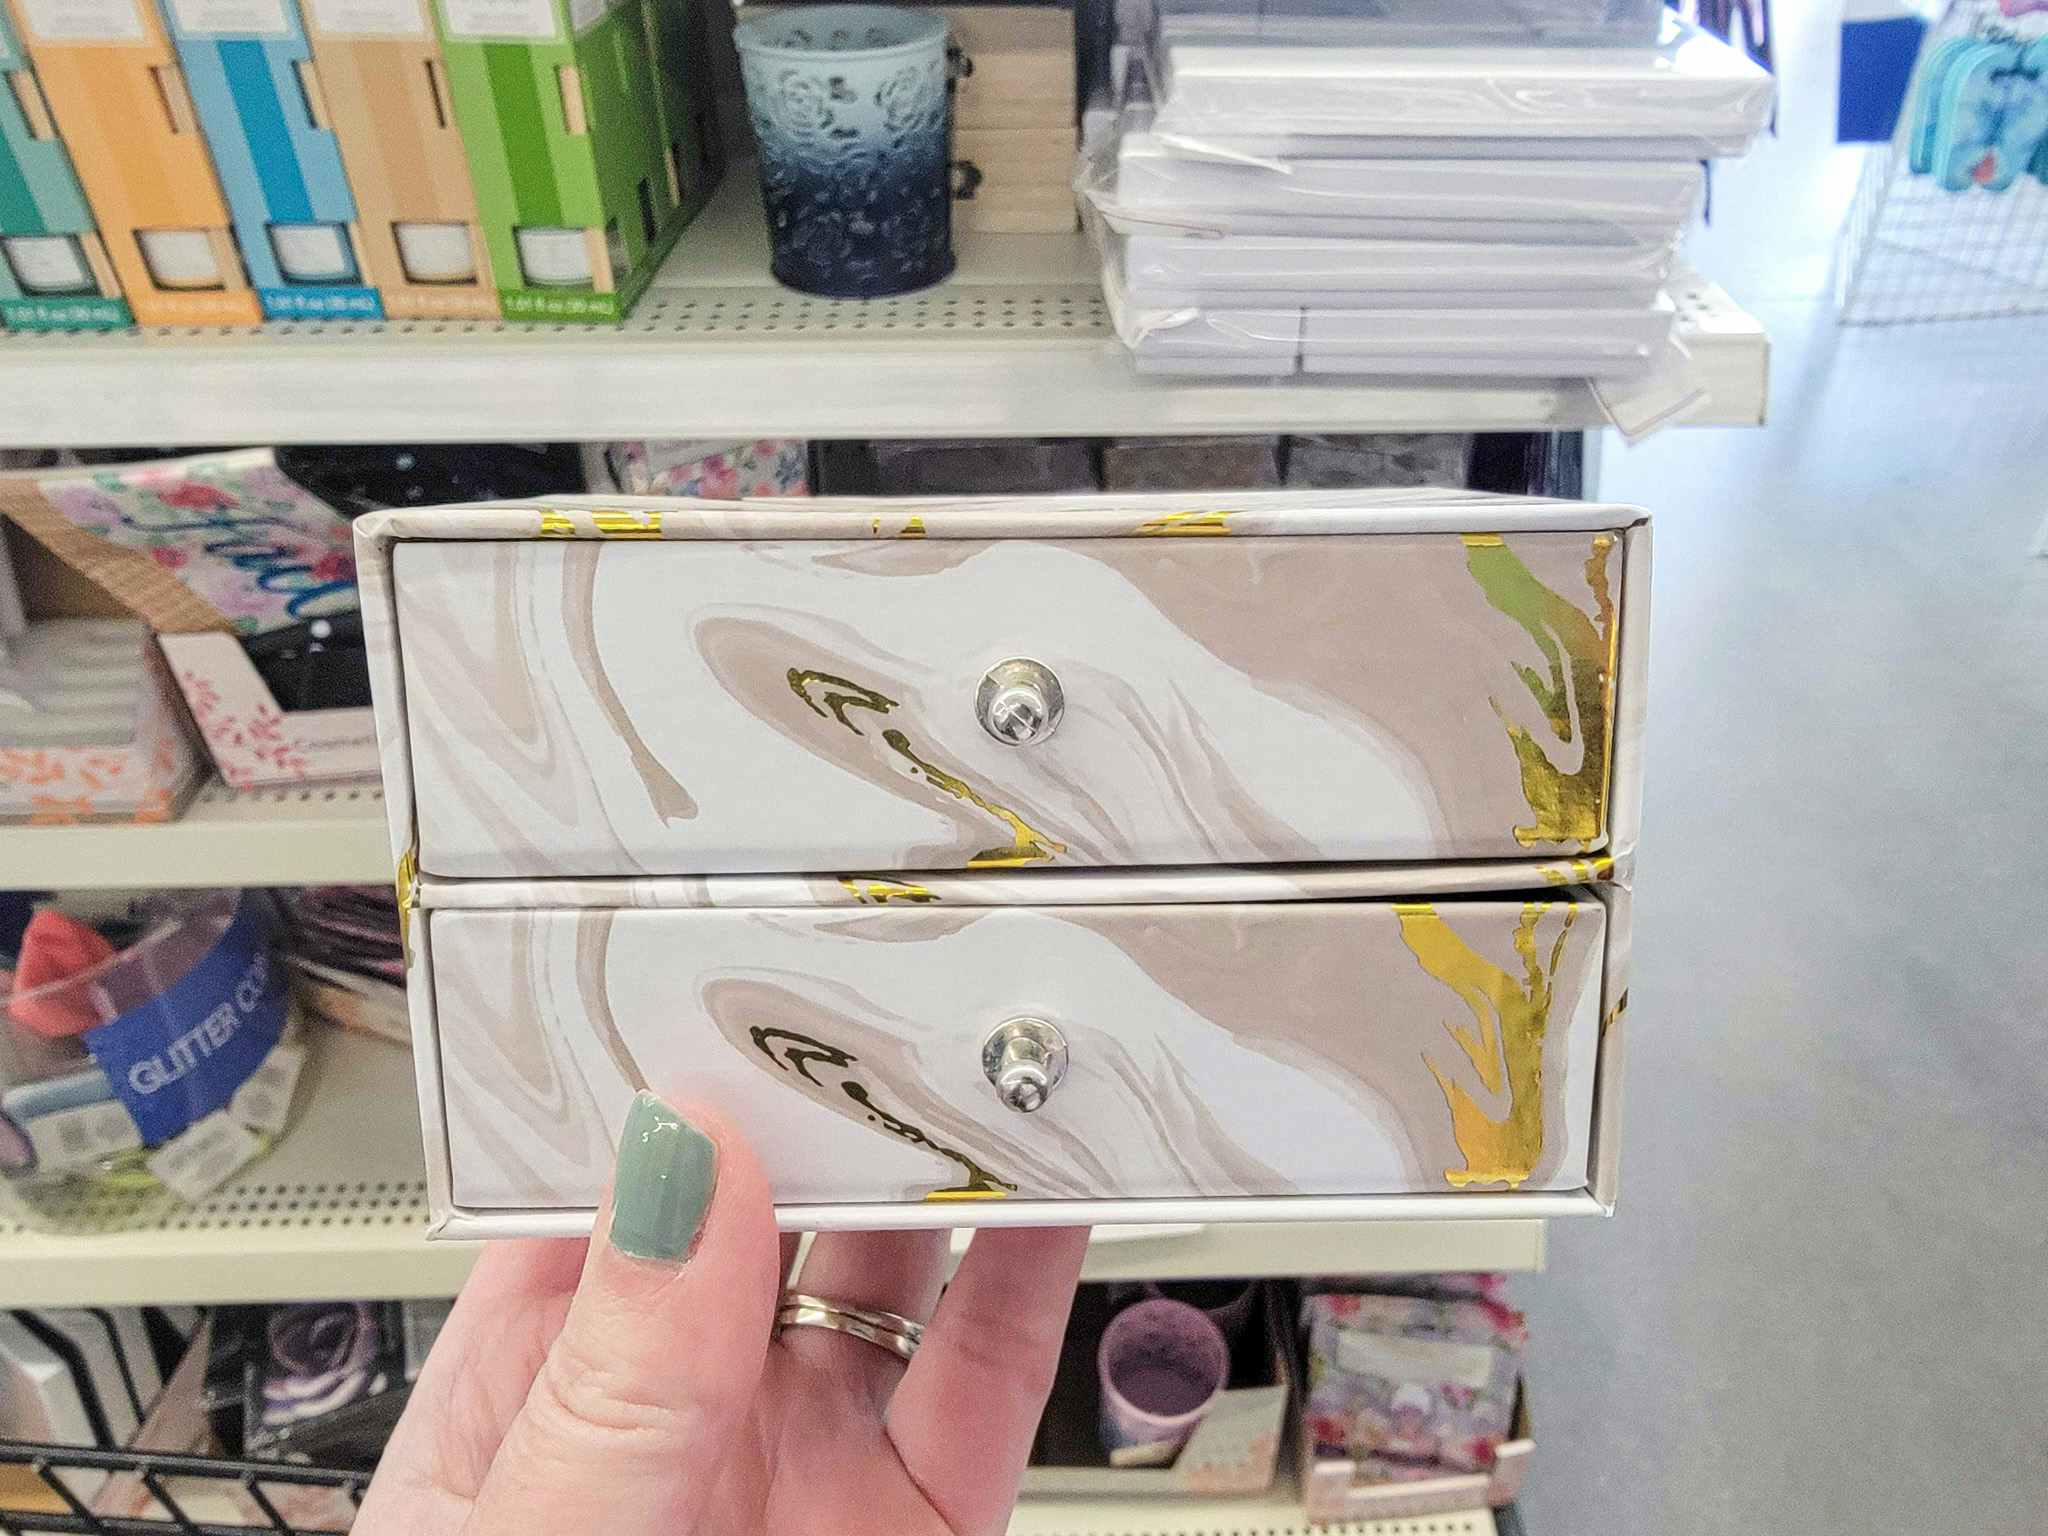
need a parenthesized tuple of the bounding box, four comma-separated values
(609, 1091, 717, 1262)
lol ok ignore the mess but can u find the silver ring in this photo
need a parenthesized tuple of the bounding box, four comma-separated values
(775, 1292, 925, 1363)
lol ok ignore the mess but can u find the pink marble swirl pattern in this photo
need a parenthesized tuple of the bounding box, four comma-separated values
(426, 897, 1605, 1212)
(390, 528, 1626, 878)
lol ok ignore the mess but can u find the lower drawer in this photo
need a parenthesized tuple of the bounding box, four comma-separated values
(421, 891, 1614, 1227)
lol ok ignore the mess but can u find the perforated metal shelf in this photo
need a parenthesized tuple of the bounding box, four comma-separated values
(0, 777, 393, 890)
(0, 1028, 1546, 1308)
(0, 173, 1766, 445)
(0, 1024, 456, 1305)
(1008, 1493, 1498, 1536)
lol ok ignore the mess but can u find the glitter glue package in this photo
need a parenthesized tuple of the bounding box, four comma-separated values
(0, 889, 304, 1233)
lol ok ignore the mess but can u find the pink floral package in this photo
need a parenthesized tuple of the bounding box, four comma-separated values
(602, 439, 809, 499)
(1301, 1292, 1525, 1475)
(36, 450, 356, 636)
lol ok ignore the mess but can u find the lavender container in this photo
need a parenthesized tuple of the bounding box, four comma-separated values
(1097, 1298, 1230, 1464)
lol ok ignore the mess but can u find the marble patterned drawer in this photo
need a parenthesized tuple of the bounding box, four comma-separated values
(359, 493, 1643, 1236)
(375, 493, 1647, 879)
(419, 888, 1618, 1227)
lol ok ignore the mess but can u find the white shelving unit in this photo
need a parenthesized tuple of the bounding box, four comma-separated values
(0, 148, 1776, 1536)
(0, 173, 1767, 447)
(0, 1027, 1547, 1308)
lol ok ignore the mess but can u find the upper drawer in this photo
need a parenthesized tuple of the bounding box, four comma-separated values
(382, 500, 1643, 878)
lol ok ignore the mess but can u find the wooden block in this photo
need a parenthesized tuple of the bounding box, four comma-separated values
(932, 5, 1075, 128)
(953, 127, 1076, 186)
(954, 184, 1079, 233)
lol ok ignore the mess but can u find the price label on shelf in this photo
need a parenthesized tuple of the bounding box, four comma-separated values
(305, 0, 428, 35)
(438, 0, 557, 40)
(12, 0, 146, 41)
(167, 0, 289, 34)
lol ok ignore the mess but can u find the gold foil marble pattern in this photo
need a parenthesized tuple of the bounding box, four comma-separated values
(746, 1025, 1015, 1196)
(1395, 901, 1576, 1189)
(880, 729, 1067, 868)
(786, 670, 900, 732)
(536, 508, 664, 538)
(590, 509, 664, 539)
(786, 666, 1065, 868)
(1462, 534, 1619, 850)
(1135, 509, 1235, 536)
(1602, 990, 1630, 1036)
(394, 846, 418, 966)
(1540, 856, 1615, 885)
(837, 877, 941, 905)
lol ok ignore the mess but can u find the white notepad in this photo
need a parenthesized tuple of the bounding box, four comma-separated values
(1150, 15, 1774, 156)
(1117, 229, 1678, 309)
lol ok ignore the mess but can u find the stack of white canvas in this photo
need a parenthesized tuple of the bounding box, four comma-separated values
(1085, 1, 1774, 378)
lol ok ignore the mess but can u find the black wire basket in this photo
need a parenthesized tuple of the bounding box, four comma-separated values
(0, 1441, 362, 1536)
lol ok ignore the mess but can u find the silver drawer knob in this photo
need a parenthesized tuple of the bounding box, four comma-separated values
(982, 1017, 1068, 1113)
(977, 658, 1063, 747)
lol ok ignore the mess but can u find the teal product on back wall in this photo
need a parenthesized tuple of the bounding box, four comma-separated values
(0, 6, 131, 330)
(158, 0, 383, 319)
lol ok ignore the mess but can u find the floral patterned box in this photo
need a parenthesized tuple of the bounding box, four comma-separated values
(1300, 1380, 1531, 1523)
(0, 619, 205, 824)
(585, 439, 810, 499)
(0, 451, 378, 791)
(1299, 1292, 1523, 1470)
(156, 631, 379, 790)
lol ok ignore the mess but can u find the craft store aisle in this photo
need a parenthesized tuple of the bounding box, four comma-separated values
(1520, 293, 2048, 1536)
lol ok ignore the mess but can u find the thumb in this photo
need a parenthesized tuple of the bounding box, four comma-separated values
(464, 1092, 780, 1535)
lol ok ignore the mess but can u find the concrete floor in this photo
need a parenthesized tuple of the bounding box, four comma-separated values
(1513, 8, 2048, 1529)
(1514, 302, 2048, 1533)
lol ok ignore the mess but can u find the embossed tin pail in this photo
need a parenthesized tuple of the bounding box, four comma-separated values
(736, 4, 955, 298)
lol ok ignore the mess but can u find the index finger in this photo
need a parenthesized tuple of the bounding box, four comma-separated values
(886, 1226, 1090, 1536)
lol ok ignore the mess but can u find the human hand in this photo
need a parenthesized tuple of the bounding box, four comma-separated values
(357, 1091, 1090, 1536)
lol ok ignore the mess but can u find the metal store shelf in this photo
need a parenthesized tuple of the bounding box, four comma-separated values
(1009, 1488, 1499, 1536)
(0, 174, 1766, 446)
(0, 779, 393, 890)
(0, 1028, 1545, 1308)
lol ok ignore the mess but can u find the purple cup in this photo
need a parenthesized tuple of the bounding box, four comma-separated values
(1097, 1298, 1230, 1463)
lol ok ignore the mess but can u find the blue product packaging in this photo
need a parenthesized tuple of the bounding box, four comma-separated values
(158, 0, 383, 319)
(83, 895, 285, 1145)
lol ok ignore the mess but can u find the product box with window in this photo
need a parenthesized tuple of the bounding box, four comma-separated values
(298, 0, 498, 319)
(0, 4, 132, 329)
(158, 0, 384, 320)
(1, 451, 382, 790)
(430, 0, 696, 322)
(2, 0, 263, 326)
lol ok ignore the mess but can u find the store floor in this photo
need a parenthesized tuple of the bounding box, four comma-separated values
(1516, 295, 2048, 1536)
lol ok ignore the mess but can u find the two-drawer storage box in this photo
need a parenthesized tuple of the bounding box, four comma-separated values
(359, 490, 1643, 1237)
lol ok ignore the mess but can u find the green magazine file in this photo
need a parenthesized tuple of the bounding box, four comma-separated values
(432, 0, 689, 322)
